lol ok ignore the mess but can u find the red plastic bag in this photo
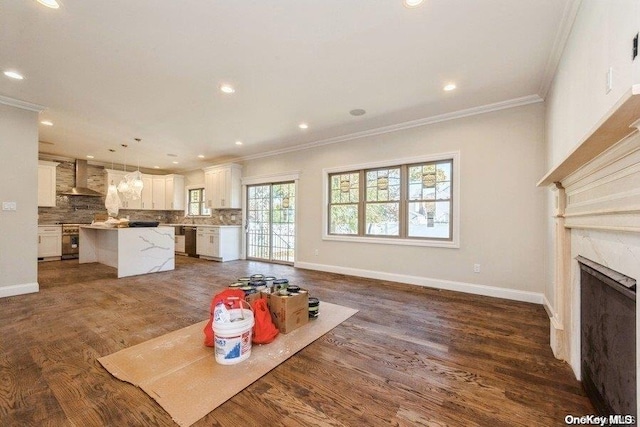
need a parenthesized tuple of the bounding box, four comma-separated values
(252, 298, 279, 344)
(203, 289, 245, 347)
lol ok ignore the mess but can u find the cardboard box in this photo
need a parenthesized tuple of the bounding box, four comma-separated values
(266, 290, 309, 334)
(243, 291, 265, 307)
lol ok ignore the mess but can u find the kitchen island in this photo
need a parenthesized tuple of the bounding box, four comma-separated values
(79, 226, 175, 278)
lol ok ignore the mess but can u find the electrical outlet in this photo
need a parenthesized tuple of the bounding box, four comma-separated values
(314, 249, 319, 256)
(2, 202, 16, 211)
(606, 67, 613, 93)
(473, 264, 481, 273)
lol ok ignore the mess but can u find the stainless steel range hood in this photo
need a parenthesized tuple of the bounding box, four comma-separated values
(61, 159, 103, 197)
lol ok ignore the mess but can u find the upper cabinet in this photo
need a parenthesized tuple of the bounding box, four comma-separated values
(152, 177, 166, 210)
(38, 160, 59, 207)
(140, 175, 153, 210)
(165, 174, 185, 211)
(105, 170, 183, 211)
(203, 163, 242, 209)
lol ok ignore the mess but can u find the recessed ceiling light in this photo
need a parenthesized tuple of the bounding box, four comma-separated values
(349, 109, 366, 117)
(220, 84, 235, 94)
(154, 166, 160, 169)
(235, 141, 243, 146)
(172, 161, 179, 164)
(86, 155, 94, 159)
(403, 0, 424, 7)
(198, 154, 205, 158)
(443, 83, 457, 91)
(4, 71, 24, 80)
(40, 120, 53, 126)
(37, 0, 60, 8)
(298, 123, 309, 130)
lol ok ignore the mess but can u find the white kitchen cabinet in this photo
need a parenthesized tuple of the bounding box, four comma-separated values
(196, 227, 218, 258)
(152, 177, 166, 210)
(140, 175, 153, 210)
(38, 225, 62, 260)
(105, 171, 180, 211)
(165, 174, 185, 211)
(196, 226, 241, 261)
(175, 235, 186, 254)
(106, 169, 141, 209)
(203, 163, 242, 209)
(38, 160, 59, 207)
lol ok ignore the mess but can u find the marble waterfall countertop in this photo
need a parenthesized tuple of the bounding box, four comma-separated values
(79, 225, 175, 278)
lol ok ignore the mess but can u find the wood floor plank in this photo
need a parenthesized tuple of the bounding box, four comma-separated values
(0, 257, 593, 426)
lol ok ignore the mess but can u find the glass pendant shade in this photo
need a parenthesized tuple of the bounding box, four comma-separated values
(105, 181, 120, 217)
(119, 170, 144, 200)
(117, 179, 130, 194)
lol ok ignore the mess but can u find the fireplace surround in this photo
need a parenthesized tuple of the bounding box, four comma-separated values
(540, 87, 640, 416)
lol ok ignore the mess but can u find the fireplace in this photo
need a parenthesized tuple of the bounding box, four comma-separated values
(578, 256, 636, 418)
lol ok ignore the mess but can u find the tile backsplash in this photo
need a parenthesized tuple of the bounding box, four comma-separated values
(38, 159, 242, 225)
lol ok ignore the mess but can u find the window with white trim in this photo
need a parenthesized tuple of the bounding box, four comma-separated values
(327, 157, 454, 242)
(188, 188, 211, 216)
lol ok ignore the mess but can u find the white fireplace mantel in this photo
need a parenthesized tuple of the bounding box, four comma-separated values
(538, 84, 640, 188)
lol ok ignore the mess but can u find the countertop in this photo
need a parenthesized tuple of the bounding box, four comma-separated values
(80, 225, 174, 230)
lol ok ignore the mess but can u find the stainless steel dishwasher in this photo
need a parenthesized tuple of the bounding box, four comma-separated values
(184, 226, 198, 257)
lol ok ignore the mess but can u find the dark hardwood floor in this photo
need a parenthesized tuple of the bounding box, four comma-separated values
(0, 256, 593, 426)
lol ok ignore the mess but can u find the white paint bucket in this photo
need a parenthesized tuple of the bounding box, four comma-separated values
(213, 306, 254, 365)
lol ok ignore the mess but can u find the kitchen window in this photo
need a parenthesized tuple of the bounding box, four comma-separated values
(324, 152, 460, 248)
(188, 188, 211, 216)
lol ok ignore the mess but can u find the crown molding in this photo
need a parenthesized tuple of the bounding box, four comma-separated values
(538, 0, 582, 99)
(0, 95, 46, 112)
(235, 94, 543, 163)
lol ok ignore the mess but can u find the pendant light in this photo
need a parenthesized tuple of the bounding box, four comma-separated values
(117, 141, 145, 200)
(130, 138, 144, 199)
(105, 149, 121, 217)
(117, 144, 130, 194)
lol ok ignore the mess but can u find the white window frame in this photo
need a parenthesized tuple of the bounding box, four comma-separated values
(322, 151, 460, 249)
(185, 185, 211, 217)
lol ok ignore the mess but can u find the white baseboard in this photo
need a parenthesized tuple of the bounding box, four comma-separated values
(543, 293, 564, 330)
(0, 282, 39, 298)
(295, 261, 543, 304)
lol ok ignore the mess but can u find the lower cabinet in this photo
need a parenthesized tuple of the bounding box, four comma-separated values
(38, 226, 62, 260)
(175, 235, 186, 254)
(196, 226, 240, 261)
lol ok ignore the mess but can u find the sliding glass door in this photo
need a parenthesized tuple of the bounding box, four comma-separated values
(246, 182, 295, 264)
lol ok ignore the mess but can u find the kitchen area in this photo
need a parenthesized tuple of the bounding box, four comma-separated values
(37, 157, 243, 269)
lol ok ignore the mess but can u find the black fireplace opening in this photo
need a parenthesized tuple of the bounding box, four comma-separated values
(578, 256, 636, 419)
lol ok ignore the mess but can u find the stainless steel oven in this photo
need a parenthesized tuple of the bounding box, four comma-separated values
(61, 224, 80, 259)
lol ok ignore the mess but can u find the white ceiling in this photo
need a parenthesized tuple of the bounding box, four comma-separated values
(1, 0, 573, 172)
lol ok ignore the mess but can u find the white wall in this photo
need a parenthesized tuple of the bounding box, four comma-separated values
(183, 169, 205, 188)
(0, 103, 39, 297)
(546, 0, 639, 168)
(241, 103, 547, 301)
